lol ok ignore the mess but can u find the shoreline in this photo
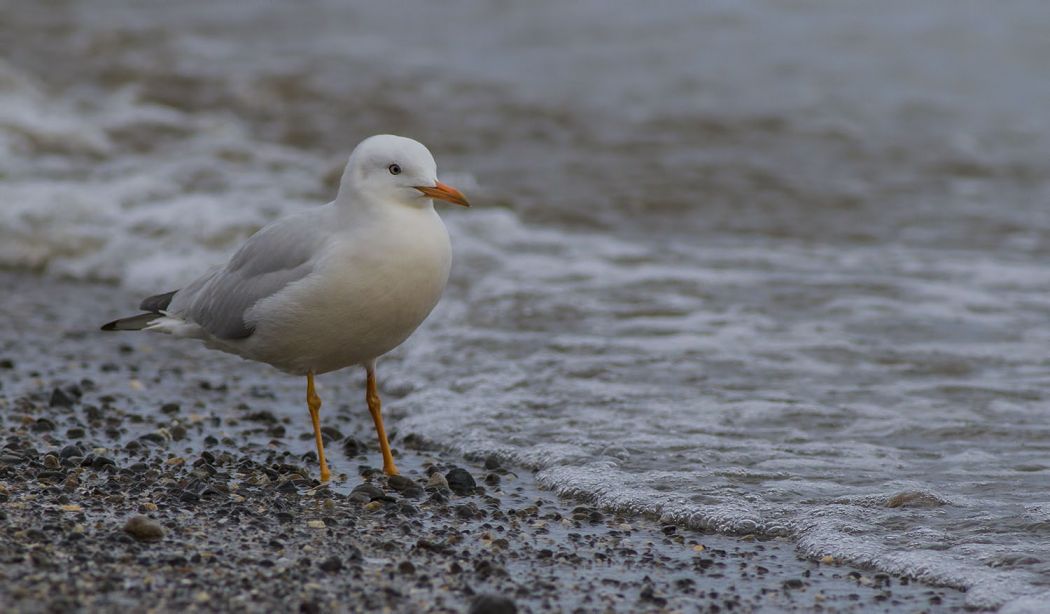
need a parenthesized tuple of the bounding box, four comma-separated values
(0, 273, 967, 612)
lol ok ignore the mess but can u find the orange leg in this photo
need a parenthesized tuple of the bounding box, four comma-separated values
(306, 372, 331, 482)
(365, 363, 399, 475)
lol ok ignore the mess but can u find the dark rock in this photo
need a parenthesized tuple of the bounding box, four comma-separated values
(160, 403, 180, 414)
(320, 426, 343, 442)
(31, 418, 56, 432)
(49, 388, 75, 408)
(138, 432, 168, 446)
(454, 503, 482, 519)
(246, 410, 278, 424)
(123, 516, 164, 542)
(318, 556, 342, 572)
(65, 428, 85, 440)
(446, 467, 476, 495)
(59, 444, 83, 459)
(639, 584, 667, 606)
(469, 594, 517, 614)
(484, 455, 501, 470)
(342, 437, 365, 458)
(783, 578, 804, 589)
(350, 483, 385, 501)
(387, 474, 416, 491)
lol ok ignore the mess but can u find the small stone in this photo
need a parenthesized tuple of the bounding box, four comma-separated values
(160, 403, 180, 414)
(318, 556, 342, 572)
(387, 474, 416, 491)
(123, 516, 165, 542)
(782, 578, 804, 589)
(60, 504, 82, 512)
(43, 454, 61, 469)
(426, 472, 450, 491)
(143, 502, 158, 512)
(193, 591, 210, 604)
(469, 595, 518, 614)
(306, 520, 326, 529)
(885, 490, 947, 508)
(398, 560, 415, 574)
(350, 483, 385, 501)
(319, 426, 343, 442)
(820, 555, 835, 564)
(342, 437, 365, 458)
(32, 418, 56, 432)
(59, 444, 83, 459)
(49, 387, 75, 408)
(445, 468, 476, 496)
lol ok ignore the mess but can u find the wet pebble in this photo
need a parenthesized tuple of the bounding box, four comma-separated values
(123, 516, 165, 542)
(49, 387, 76, 408)
(469, 594, 518, 614)
(318, 556, 342, 572)
(350, 483, 385, 502)
(426, 472, 450, 491)
(342, 437, 365, 458)
(386, 474, 416, 491)
(59, 444, 83, 459)
(446, 467, 476, 496)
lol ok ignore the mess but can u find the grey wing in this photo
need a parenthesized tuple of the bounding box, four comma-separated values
(168, 211, 328, 339)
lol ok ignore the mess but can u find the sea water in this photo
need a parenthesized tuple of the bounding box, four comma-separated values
(2, 1, 1049, 608)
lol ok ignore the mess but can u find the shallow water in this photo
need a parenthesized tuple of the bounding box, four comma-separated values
(2, 1, 1049, 608)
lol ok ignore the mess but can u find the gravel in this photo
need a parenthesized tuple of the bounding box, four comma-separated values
(0, 273, 969, 612)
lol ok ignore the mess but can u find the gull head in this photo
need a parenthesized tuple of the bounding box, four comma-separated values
(338, 134, 469, 209)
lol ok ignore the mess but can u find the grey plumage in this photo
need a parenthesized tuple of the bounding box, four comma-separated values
(101, 211, 325, 339)
(163, 212, 326, 340)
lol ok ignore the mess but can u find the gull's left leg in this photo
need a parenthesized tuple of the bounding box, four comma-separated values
(365, 361, 399, 475)
(306, 372, 331, 482)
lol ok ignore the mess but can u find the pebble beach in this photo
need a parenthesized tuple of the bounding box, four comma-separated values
(0, 273, 968, 612)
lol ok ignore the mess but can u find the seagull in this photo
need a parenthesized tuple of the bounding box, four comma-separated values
(102, 134, 469, 481)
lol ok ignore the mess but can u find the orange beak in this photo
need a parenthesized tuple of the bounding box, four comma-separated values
(414, 181, 470, 207)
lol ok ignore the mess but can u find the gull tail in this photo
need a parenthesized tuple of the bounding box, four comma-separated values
(100, 289, 178, 332)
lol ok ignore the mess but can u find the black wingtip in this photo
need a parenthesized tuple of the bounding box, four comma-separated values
(101, 320, 118, 331)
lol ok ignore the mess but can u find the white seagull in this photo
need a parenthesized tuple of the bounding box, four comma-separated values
(102, 134, 469, 480)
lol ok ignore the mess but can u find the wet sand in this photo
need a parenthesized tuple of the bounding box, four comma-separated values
(0, 273, 967, 612)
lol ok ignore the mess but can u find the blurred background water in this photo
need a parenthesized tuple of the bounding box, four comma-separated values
(2, 0, 1049, 608)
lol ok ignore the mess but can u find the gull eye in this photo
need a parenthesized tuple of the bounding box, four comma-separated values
(388, 163, 402, 175)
